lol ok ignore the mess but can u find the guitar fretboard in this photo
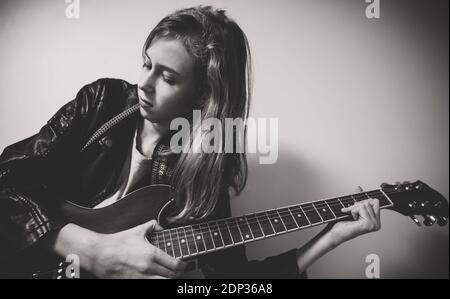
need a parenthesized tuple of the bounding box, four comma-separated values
(148, 189, 393, 259)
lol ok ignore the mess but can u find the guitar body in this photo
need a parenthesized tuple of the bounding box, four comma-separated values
(61, 184, 175, 234)
(1, 184, 178, 279)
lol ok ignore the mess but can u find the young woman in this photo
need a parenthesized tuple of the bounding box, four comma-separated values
(0, 6, 380, 279)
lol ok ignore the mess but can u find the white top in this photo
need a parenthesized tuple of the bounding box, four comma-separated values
(95, 123, 154, 209)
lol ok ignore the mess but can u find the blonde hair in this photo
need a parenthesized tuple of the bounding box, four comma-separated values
(142, 6, 252, 223)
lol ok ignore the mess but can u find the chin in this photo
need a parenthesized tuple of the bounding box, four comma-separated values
(139, 106, 162, 123)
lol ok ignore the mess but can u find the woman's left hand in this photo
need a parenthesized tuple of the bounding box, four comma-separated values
(327, 198, 381, 247)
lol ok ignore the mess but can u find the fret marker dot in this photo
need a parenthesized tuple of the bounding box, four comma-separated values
(196, 236, 201, 240)
(274, 219, 278, 223)
(239, 218, 244, 222)
(181, 239, 185, 243)
(245, 234, 250, 239)
(297, 214, 302, 217)
(322, 208, 326, 212)
(213, 232, 218, 236)
(167, 242, 171, 247)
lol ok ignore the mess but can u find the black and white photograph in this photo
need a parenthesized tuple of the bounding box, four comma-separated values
(0, 0, 448, 283)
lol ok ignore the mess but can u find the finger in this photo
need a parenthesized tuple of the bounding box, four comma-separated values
(362, 200, 377, 224)
(154, 222, 164, 231)
(369, 198, 381, 226)
(341, 204, 356, 213)
(146, 275, 169, 279)
(153, 249, 188, 272)
(357, 202, 373, 223)
(341, 201, 359, 213)
(133, 219, 158, 235)
(349, 204, 360, 221)
(144, 262, 178, 278)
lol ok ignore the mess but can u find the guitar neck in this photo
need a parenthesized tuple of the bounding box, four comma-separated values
(149, 189, 394, 259)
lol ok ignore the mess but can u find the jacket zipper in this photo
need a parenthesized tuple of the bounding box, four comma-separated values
(80, 103, 140, 153)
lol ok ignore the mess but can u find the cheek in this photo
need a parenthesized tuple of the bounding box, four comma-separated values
(156, 87, 195, 116)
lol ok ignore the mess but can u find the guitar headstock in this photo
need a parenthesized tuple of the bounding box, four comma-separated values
(382, 181, 449, 227)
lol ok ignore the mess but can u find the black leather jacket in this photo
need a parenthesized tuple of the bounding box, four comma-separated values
(0, 78, 305, 278)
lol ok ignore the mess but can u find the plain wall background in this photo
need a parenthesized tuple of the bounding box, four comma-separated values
(0, 0, 448, 278)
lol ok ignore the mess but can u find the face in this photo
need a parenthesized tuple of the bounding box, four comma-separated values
(138, 38, 198, 124)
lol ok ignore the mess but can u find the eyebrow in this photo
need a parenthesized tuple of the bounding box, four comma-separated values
(143, 53, 182, 78)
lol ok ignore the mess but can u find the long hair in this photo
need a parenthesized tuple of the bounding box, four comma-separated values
(142, 6, 252, 223)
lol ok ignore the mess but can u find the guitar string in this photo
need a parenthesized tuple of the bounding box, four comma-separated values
(150, 188, 405, 250)
(150, 188, 398, 245)
(151, 188, 396, 239)
(152, 188, 393, 238)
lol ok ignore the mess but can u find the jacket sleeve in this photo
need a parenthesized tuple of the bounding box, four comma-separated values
(198, 188, 307, 279)
(0, 79, 103, 260)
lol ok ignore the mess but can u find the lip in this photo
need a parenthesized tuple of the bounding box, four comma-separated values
(139, 96, 153, 107)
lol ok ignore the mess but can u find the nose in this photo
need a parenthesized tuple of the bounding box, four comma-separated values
(138, 68, 156, 94)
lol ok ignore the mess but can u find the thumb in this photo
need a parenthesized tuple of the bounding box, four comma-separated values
(133, 219, 160, 235)
(355, 185, 364, 193)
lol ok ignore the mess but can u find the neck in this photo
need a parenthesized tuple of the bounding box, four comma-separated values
(148, 188, 394, 259)
(137, 117, 170, 157)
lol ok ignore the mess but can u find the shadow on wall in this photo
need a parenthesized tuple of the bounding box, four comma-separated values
(230, 146, 449, 279)
(382, 227, 449, 279)
(230, 146, 331, 275)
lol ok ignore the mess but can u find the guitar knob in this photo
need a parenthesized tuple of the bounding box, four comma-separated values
(408, 201, 417, 210)
(437, 216, 448, 226)
(409, 215, 421, 226)
(422, 215, 436, 226)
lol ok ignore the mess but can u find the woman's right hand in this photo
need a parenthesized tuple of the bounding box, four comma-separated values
(89, 220, 187, 278)
(49, 220, 187, 279)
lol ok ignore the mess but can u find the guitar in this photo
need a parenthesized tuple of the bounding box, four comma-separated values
(1, 180, 448, 278)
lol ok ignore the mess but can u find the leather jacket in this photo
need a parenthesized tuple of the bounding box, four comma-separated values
(0, 78, 305, 278)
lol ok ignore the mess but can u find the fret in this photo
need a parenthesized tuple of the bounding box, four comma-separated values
(367, 190, 392, 207)
(163, 230, 174, 257)
(226, 219, 244, 243)
(208, 222, 224, 248)
(266, 210, 286, 233)
(288, 206, 310, 227)
(176, 228, 190, 256)
(301, 203, 323, 224)
(339, 196, 355, 208)
(169, 229, 182, 258)
(245, 214, 264, 238)
(236, 217, 253, 241)
(184, 226, 198, 254)
(353, 192, 370, 202)
(325, 198, 347, 218)
(152, 232, 165, 251)
(277, 208, 298, 230)
(216, 220, 233, 245)
(191, 224, 206, 252)
(324, 200, 336, 218)
(255, 212, 275, 236)
(199, 223, 215, 250)
(313, 201, 335, 221)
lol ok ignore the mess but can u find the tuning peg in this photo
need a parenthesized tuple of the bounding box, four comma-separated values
(408, 201, 417, 210)
(420, 201, 430, 209)
(434, 201, 442, 209)
(422, 215, 437, 226)
(409, 215, 421, 226)
(437, 216, 448, 226)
